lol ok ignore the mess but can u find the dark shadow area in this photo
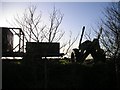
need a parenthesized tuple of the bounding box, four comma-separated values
(2, 58, 119, 89)
(1, 27, 120, 89)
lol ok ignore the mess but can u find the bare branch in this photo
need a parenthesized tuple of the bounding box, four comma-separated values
(65, 31, 80, 55)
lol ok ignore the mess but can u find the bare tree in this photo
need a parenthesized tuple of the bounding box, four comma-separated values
(98, 2, 120, 88)
(42, 7, 64, 42)
(84, 28, 92, 41)
(13, 6, 64, 43)
(100, 2, 120, 58)
(8, 5, 80, 57)
(60, 30, 80, 57)
(13, 5, 46, 42)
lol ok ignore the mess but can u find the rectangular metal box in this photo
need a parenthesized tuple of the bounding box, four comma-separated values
(1, 27, 13, 53)
(26, 42, 60, 57)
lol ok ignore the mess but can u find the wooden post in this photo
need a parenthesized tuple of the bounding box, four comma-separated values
(19, 30, 21, 52)
(44, 57, 47, 88)
(23, 33, 24, 52)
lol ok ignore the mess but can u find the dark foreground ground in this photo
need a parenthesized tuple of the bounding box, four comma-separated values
(2, 58, 120, 89)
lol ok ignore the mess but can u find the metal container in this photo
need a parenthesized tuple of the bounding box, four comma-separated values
(1, 27, 13, 53)
(26, 42, 60, 57)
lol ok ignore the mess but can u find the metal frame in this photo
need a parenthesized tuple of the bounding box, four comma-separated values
(10, 28, 25, 53)
(1, 27, 25, 57)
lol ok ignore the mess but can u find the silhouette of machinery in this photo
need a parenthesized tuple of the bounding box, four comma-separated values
(1, 27, 64, 61)
(1, 26, 105, 64)
(1, 27, 25, 57)
(71, 26, 106, 63)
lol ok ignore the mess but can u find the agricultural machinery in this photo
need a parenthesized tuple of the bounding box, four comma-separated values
(1, 26, 106, 64)
(71, 26, 106, 63)
(1, 27, 64, 62)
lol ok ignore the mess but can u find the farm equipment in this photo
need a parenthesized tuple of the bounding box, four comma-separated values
(1, 27, 25, 57)
(1, 27, 64, 62)
(71, 26, 106, 63)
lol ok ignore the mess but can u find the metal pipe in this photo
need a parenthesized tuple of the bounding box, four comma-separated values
(79, 26, 85, 50)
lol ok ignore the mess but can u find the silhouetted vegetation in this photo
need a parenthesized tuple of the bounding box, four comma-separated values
(2, 58, 117, 89)
(99, 2, 120, 88)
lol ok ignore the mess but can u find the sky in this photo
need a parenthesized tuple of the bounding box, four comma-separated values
(0, 1, 119, 89)
(1, 2, 109, 31)
(0, 2, 111, 53)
